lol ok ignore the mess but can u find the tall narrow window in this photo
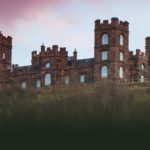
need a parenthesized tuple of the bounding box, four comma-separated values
(65, 76, 70, 85)
(21, 81, 27, 89)
(101, 66, 108, 78)
(45, 74, 51, 86)
(120, 35, 124, 46)
(2, 50, 6, 60)
(102, 51, 108, 60)
(140, 75, 144, 83)
(120, 52, 124, 61)
(80, 75, 85, 83)
(119, 67, 123, 79)
(36, 79, 41, 88)
(102, 33, 109, 45)
(141, 64, 144, 70)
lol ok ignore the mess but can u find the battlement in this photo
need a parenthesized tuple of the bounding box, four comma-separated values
(32, 44, 69, 59)
(145, 37, 150, 47)
(95, 17, 129, 30)
(135, 49, 145, 59)
(0, 31, 12, 45)
(129, 49, 145, 59)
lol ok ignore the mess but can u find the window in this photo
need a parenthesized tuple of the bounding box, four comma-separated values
(45, 74, 51, 86)
(120, 34, 124, 46)
(80, 75, 85, 83)
(140, 75, 144, 83)
(102, 51, 108, 60)
(119, 67, 123, 79)
(21, 81, 27, 89)
(65, 76, 70, 85)
(101, 66, 108, 78)
(2, 50, 5, 60)
(141, 64, 144, 70)
(36, 79, 41, 88)
(102, 33, 109, 45)
(45, 63, 51, 69)
(120, 52, 124, 61)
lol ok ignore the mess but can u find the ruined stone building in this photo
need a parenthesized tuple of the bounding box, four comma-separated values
(0, 17, 150, 89)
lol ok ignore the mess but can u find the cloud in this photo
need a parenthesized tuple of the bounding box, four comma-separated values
(0, 0, 64, 25)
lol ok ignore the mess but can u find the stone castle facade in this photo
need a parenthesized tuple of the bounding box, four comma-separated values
(0, 17, 150, 89)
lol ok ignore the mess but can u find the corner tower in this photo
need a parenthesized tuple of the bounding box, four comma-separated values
(94, 17, 129, 82)
(145, 37, 150, 67)
(0, 31, 12, 85)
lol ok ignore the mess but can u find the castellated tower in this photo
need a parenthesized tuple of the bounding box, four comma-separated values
(0, 31, 12, 86)
(145, 37, 150, 67)
(94, 17, 129, 82)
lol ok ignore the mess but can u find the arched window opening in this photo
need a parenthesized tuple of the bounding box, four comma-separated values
(101, 66, 108, 78)
(45, 74, 51, 86)
(102, 33, 109, 45)
(120, 34, 124, 46)
(119, 67, 123, 79)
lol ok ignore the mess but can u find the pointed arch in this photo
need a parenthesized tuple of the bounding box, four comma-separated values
(102, 33, 109, 45)
(45, 74, 51, 86)
(120, 34, 124, 46)
(101, 66, 108, 78)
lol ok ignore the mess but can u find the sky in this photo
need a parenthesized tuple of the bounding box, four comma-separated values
(0, 0, 150, 66)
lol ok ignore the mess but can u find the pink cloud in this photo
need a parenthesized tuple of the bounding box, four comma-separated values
(0, 0, 149, 25)
(0, 0, 64, 25)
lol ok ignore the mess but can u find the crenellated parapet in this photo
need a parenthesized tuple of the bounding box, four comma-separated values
(95, 17, 129, 31)
(0, 31, 12, 46)
(32, 44, 68, 58)
(31, 44, 78, 69)
(129, 49, 146, 60)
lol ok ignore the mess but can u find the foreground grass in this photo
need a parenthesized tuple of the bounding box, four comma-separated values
(0, 82, 150, 140)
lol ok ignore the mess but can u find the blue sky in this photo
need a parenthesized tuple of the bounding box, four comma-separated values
(0, 0, 150, 66)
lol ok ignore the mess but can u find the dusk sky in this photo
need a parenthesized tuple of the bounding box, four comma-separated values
(0, 0, 150, 66)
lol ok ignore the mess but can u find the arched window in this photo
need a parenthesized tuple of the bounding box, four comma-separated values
(120, 52, 124, 61)
(119, 67, 123, 79)
(120, 34, 124, 46)
(36, 79, 41, 88)
(45, 74, 51, 86)
(102, 33, 109, 45)
(101, 66, 108, 78)
(140, 75, 144, 83)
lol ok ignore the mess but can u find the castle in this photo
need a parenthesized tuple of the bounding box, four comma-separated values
(0, 17, 150, 89)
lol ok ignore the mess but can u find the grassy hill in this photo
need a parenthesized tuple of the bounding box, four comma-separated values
(0, 82, 150, 145)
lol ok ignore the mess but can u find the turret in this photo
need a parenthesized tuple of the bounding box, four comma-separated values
(52, 45, 59, 52)
(41, 43, 45, 52)
(73, 49, 77, 62)
(94, 17, 129, 81)
(0, 31, 12, 86)
(145, 37, 150, 66)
